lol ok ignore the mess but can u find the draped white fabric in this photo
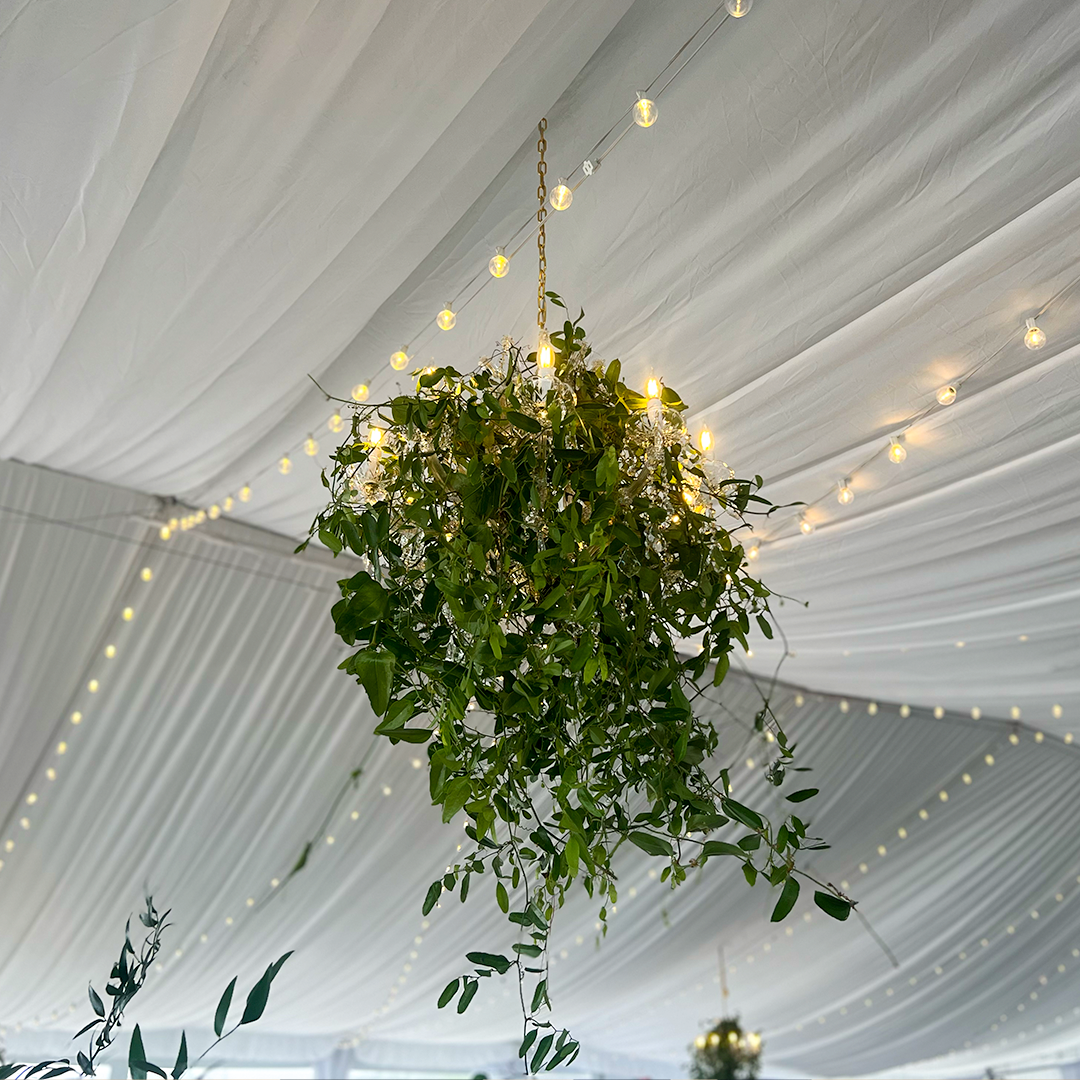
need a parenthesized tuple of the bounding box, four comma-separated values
(1, 0, 1079, 1075)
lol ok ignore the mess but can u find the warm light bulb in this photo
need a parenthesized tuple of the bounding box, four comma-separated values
(223, 496, 234, 512)
(122, 607, 134, 622)
(694, 1035, 707, 1051)
(549, 180, 573, 211)
(726, 0, 752, 15)
(169, 517, 179, 530)
(436, 305, 456, 331)
(209, 504, 221, 520)
(239, 485, 251, 502)
(888, 439, 907, 463)
(159, 525, 171, 540)
(646, 377, 661, 399)
(488, 248, 509, 278)
(537, 329, 554, 371)
(369, 426, 384, 446)
(728, 1031, 739, 1045)
(390, 348, 409, 371)
(747, 1032, 761, 1052)
(329, 413, 344, 434)
(1024, 318, 1046, 350)
(352, 382, 370, 402)
(87, 679, 99, 693)
(799, 515, 814, 535)
(633, 93, 658, 128)
(699, 428, 713, 453)
(195, 510, 206, 524)
(105, 644, 116, 658)
(304, 436, 319, 457)
(708, 1032, 720, 1048)
(279, 455, 292, 475)
(140, 567, 153, 582)
(746, 542, 760, 561)
(936, 385, 957, 406)
(837, 478, 854, 504)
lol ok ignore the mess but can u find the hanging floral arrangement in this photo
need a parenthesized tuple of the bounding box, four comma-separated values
(689, 1017, 763, 1080)
(304, 297, 852, 1070)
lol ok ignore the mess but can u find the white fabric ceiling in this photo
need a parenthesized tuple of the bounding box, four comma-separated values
(1, 0, 1080, 1075)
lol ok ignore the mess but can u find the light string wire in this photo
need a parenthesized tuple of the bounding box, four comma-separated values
(168, 2, 738, 529)
(747, 264, 1080, 547)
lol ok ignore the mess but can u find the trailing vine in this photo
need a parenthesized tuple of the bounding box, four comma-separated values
(305, 297, 852, 1070)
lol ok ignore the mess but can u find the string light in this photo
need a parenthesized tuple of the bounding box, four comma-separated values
(159, 524, 171, 540)
(278, 455, 292, 476)
(888, 438, 907, 463)
(549, 180, 573, 211)
(304, 436, 319, 457)
(122, 607, 134, 621)
(223, 496, 234, 512)
(488, 248, 510, 278)
(746, 542, 760, 561)
(837, 478, 854, 505)
(726, 0, 752, 15)
(799, 514, 814, 535)
(352, 382, 371, 401)
(633, 92, 659, 128)
(209, 504, 222, 520)
(104, 645, 116, 659)
(936, 385, 957, 406)
(140, 567, 153, 582)
(390, 350, 409, 372)
(436, 305, 456, 331)
(1024, 318, 1046, 350)
(239, 485, 251, 502)
(329, 413, 344, 434)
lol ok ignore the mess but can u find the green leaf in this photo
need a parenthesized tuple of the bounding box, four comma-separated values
(467, 951, 512, 975)
(496, 881, 509, 913)
(742, 862, 757, 886)
(701, 840, 744, 859)
(532, 1033, 555, 1072)
(240, 951, 294, 1025)
(457, 978, 479, 1013)
(512, 942, 543, 957)
(506, 410, 542, 433)
(770, 876, 800, 922)
(129, 1025, 148, 1080)
(172, 1031, 188, 1080)
(519, 1029, 538, 1059)
(214, 976, 236, 1038)
(530, 979, 548, 1012)
(88, 984, 105, 1018)
(814, 891, 852, 921)
(723, 798, 764, 831)
(627, 831, 674, 858)
(441, 777, 473, 823)
(353, 649, 395, 716)
(437, 979, 460, 1008)
(423, 880, 442, 916)
(595, 446, 619, 490)
(756, 614, 774, 639)
(786, 788, 819, 803)
(547, 1041, 579, 1069)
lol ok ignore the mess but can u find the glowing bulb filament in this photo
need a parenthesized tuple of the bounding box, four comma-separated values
(488, 248, 509, 278)
(799, 514, 814, 535)
(633, 93, 658, 128)
(888, 438, 907, 463)
(1024, 318, 1046, 350)
(549, 180, 573, 212)
(369, 426, 384, 446)
(837, 479, 854, 504)
(390, 350, 409, 371)
(936, 385, 957, 406)
(537, 330, 554, 371)
(436, 305, 456, 332)
(646, 378, 660, 399)
(699, 427, 713, 453)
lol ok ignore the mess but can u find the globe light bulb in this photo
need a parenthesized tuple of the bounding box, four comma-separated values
(304, 436, 319, 457)
(390, 349, 409, 371)
(537, 329, 554, 371)
(195, 509, 206, 524)
(1024, 318, 1046, 350)
(699, 427, 713, 453)
(633, 92, 658, 128)
(746, 542, 760, 561)
(708, 1032, 721, 1048)
(799, 514, 814, 535)
(695, 1035, 707, 1050)
(140, 567, 153, 582)
(223, 496, 234, 512)
(936, 385, 957, 406)
(239, 485, 251, 502)
(105, 644, 116, 658)
(549, 180, 573, 211)
(726, 0, 752, 15)
(352, 383, 370, 402)
(488, 247, 509, 278)
(888, 438, 907, 463)
(279, 455, 292, 475)
(436, 305, 456, 331)
(728, 1031, 739, 1045)
(837, 478, 854, 504)
(646, 377, 661, 399)
(159, 524, 171, 540)
(328, 413, 344, 433)
(208, 504, 220, 519)
(369, 426, 384, 446)
(747, 1032, 761, 1051)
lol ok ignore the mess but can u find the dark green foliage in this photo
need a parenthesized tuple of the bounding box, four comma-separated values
(689, 1018, 762, 1080)
(0, 898, 291, 1079)
(308, 302, 851, 1066)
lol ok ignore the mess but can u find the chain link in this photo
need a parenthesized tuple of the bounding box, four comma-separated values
(536, 118, 548, 331)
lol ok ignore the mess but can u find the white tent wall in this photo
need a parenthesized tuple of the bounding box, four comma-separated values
(1, 459, 1079, 1078)
(1, 0, 1079, 1074)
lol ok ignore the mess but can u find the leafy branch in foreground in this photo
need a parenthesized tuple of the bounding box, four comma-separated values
(0, 896, 292, 1080)
(307, 296, 854, 1068)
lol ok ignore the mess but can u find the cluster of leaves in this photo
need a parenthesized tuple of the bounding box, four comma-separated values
(689, 1017, 762, 1080)
(0, 897, 291, 1079)
(306, 296, 852, 1067)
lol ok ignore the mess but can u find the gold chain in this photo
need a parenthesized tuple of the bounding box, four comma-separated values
(536, 118, 548, 331)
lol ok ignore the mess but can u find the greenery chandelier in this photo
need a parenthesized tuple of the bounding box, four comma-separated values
(306, 119, 851, 1072)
